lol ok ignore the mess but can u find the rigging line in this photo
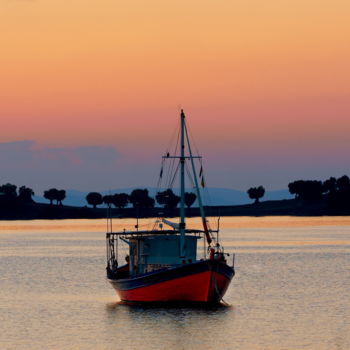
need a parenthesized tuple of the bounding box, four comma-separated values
(203, 185, 217, 232)
(153, 123, 179, 229)
(198, 170, 215, 238)
(165, 157, 175, 189)
(185, 162, 195, 189)
(164, 156, 173, 189)
(152, 158, 167, 230)
(166, 127, 180, 189)
(196, 157, 216, 233)
(162, 119, 180, 189)
(164, 116, 180, 154)
(185, 117, 201, 158)
(150, 158, 169, 230)
(172, 126, 180, 163)
(156, 158, 165, 190)
(155, 126, 179, 227)
(169, 162, 180, 189)
(154, 123, 178, 228)
(185, 117, 218, 232)
(165, 127, 179, 188)
(152, 214, 165, 230)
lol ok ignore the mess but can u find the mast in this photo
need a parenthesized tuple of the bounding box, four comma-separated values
(179, 110, 186, 258)
(184, 123, 212, 245)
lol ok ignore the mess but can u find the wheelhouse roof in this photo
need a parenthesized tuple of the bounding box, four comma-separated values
(106, 229, 217, 239)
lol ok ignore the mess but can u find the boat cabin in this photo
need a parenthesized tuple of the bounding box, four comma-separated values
(106, 229, 206, 279)
(127, 234, 200, 276)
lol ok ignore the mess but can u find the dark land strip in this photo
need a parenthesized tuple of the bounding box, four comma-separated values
(0, 198, 349, 220)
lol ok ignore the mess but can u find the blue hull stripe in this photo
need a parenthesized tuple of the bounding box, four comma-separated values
(108, 260, 234, 291)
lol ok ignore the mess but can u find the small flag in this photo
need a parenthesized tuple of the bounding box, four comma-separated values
(160, 167, 163, 178)
(199, 166, 203, 177)
(201, 176, 205, 188)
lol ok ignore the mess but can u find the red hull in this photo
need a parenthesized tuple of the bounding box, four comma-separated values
(109, 261, 233, 303)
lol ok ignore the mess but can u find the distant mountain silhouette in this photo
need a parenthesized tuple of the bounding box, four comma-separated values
(34, 187, 293, 207)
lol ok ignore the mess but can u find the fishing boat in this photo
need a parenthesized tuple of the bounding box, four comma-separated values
(106, 110, 235, 304)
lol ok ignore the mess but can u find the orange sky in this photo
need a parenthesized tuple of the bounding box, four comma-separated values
(0, 0, 349, 191)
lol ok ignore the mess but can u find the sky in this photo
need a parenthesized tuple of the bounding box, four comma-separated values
(0, 0, 349, 195)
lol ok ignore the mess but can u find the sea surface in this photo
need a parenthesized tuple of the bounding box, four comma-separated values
(0, 216, 349, 350)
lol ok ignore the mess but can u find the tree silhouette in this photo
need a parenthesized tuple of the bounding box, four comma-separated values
(288, 180, 323, 201)
(0, 183, 18, 205)
(43, 188, 58, 205)
(56, 190, 66, 206)
(247, 186, 265, 203)
(323, 177, 337, 194)
(328, 175, 350, 211)
(336, 175, 350, 191)
(86, 192, 103, 208)
(112, 193, 129, 208)
(156, 189, 180, 209)
(304, 181, 323, 200)
(185, 192, 197, 208)
(288, 180, 304, 199)
(0, 183, 17, 198)
(129, 189, 155, 208)
(103, 195, 114, 207)
(18, 186, 34, 203)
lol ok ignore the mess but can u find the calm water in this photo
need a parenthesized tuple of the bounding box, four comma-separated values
(1, 217, 349, 350)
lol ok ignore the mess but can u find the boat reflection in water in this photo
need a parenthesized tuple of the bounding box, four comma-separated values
(106, 110, 235, 304)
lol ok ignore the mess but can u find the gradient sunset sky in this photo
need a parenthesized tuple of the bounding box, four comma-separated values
(1, 0, 349, 193)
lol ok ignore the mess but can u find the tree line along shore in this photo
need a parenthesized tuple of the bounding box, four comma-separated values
(0, 175, 349, 220)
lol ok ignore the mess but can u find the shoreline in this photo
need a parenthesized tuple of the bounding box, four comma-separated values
(0, 198, 349, 220)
